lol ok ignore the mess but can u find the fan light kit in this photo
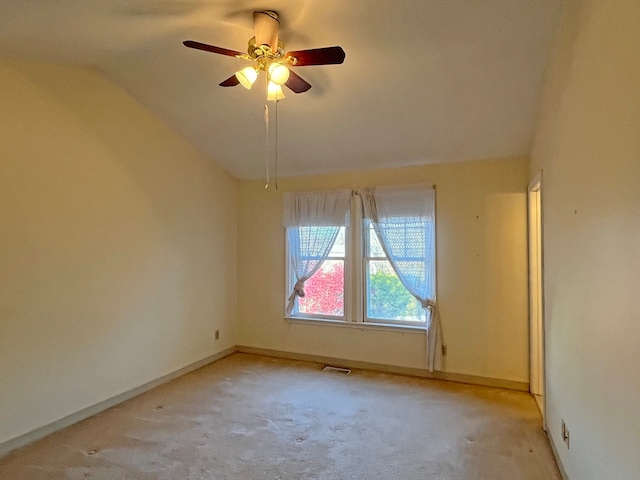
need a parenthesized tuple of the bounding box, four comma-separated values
(183, 10, 346, 101)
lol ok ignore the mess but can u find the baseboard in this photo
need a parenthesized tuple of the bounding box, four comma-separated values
(547, 428, 570, 480)
(0, 346, 237, 458)
(236, 345, 530, 392)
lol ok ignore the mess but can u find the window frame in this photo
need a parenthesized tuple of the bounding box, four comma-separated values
(286, 225, 349, 321)
(285, 189, 434, 331)
(361, 218, 429, 326)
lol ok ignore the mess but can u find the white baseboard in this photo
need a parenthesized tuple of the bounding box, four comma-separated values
(0, 346, 237, 458)
(547, 428, 570, 480)
(236, 345, 530, 392)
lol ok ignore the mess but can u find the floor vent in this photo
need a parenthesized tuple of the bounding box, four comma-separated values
(322, 365, 351, 374)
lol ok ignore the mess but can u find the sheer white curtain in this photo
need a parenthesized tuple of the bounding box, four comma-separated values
(361, 185, 441, 371)
(283, 190, 351, 315)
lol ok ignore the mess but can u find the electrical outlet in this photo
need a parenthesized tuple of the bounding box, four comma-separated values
(215, 330, 219, 340)
(561, 419, 570, 448)
(442, 345, 447, 356)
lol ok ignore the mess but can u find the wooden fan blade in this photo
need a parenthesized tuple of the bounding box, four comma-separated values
(219, 75, 240, 87)
(285, 46, 346, 66)
(253, 10, 279, 50)
(183, 40, 244, 57)
(284, 70, 312, 94)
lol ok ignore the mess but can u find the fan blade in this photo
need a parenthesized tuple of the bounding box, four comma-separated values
(253, 10, 279, 51)
(183, 40, 244, 58)
(219, 75, 240, 87)
(284, 70, 312, 94)
(285, 46, 346, 66)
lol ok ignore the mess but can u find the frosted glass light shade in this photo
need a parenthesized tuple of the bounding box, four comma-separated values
(267, 81, 285, 101)
(268, 63, 290, 85)
(236, 67, 258, 89)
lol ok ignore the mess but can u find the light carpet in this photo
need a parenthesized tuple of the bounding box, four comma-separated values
(0, 353, 561, 479)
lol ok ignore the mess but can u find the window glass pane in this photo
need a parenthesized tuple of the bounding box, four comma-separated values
(367, 223, 385, 257)
(298, 226, 339, 262)
(329, 227, 346, 257)
(370, 218, 427, 258)
(366, 260, 425, 321)
(298, 259, 344, 316)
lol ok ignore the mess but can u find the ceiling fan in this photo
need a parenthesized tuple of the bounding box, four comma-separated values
(183, 10, 345, 101)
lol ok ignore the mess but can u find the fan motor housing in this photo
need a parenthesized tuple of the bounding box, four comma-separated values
(247, 37, 286, 62)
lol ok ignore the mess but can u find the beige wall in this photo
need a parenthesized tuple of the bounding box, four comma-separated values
(237, 158, 530, 382)
(530, 1, 640, 478)
(0, 59, 238, 444)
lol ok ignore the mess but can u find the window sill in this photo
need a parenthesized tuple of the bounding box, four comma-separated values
(285, 316, 427, 334)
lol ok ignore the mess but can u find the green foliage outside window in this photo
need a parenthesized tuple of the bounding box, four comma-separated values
(368, 270, 423, 320)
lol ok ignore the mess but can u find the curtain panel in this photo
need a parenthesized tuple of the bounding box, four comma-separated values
(283, 190, 351, 227)
(283, 190, 351, 315)
(361, 185, 442, 371)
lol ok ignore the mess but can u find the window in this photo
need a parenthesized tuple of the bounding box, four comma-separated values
(283, 190, 351, 318)
(285, 185, 435, 327)
(364, 219, 427, 324)
(284, 185, 441, 371)
(295, 226, 346, 318)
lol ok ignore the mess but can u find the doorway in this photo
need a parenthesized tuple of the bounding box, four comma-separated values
(528, 173, 545, 427)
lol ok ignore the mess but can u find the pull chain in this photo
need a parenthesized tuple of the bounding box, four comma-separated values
(264, 101, 280, 190)
(264, 103, 269, 189)
(274, 99, 278, 190)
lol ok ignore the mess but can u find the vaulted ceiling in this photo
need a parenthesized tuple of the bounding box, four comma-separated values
(0, 0, 563, 179)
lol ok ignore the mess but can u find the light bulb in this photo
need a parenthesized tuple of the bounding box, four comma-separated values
(267, 81, 285, 101)
(268, 63, 290, 85)
(236, 67, 258, 89)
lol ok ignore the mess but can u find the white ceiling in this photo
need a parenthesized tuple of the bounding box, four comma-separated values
(0, 0, 563, 179)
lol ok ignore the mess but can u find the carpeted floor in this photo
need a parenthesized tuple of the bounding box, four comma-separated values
(0, 353, 561, 480)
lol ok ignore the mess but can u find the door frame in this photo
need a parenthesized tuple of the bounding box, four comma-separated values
(528, 172, 546, 428)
